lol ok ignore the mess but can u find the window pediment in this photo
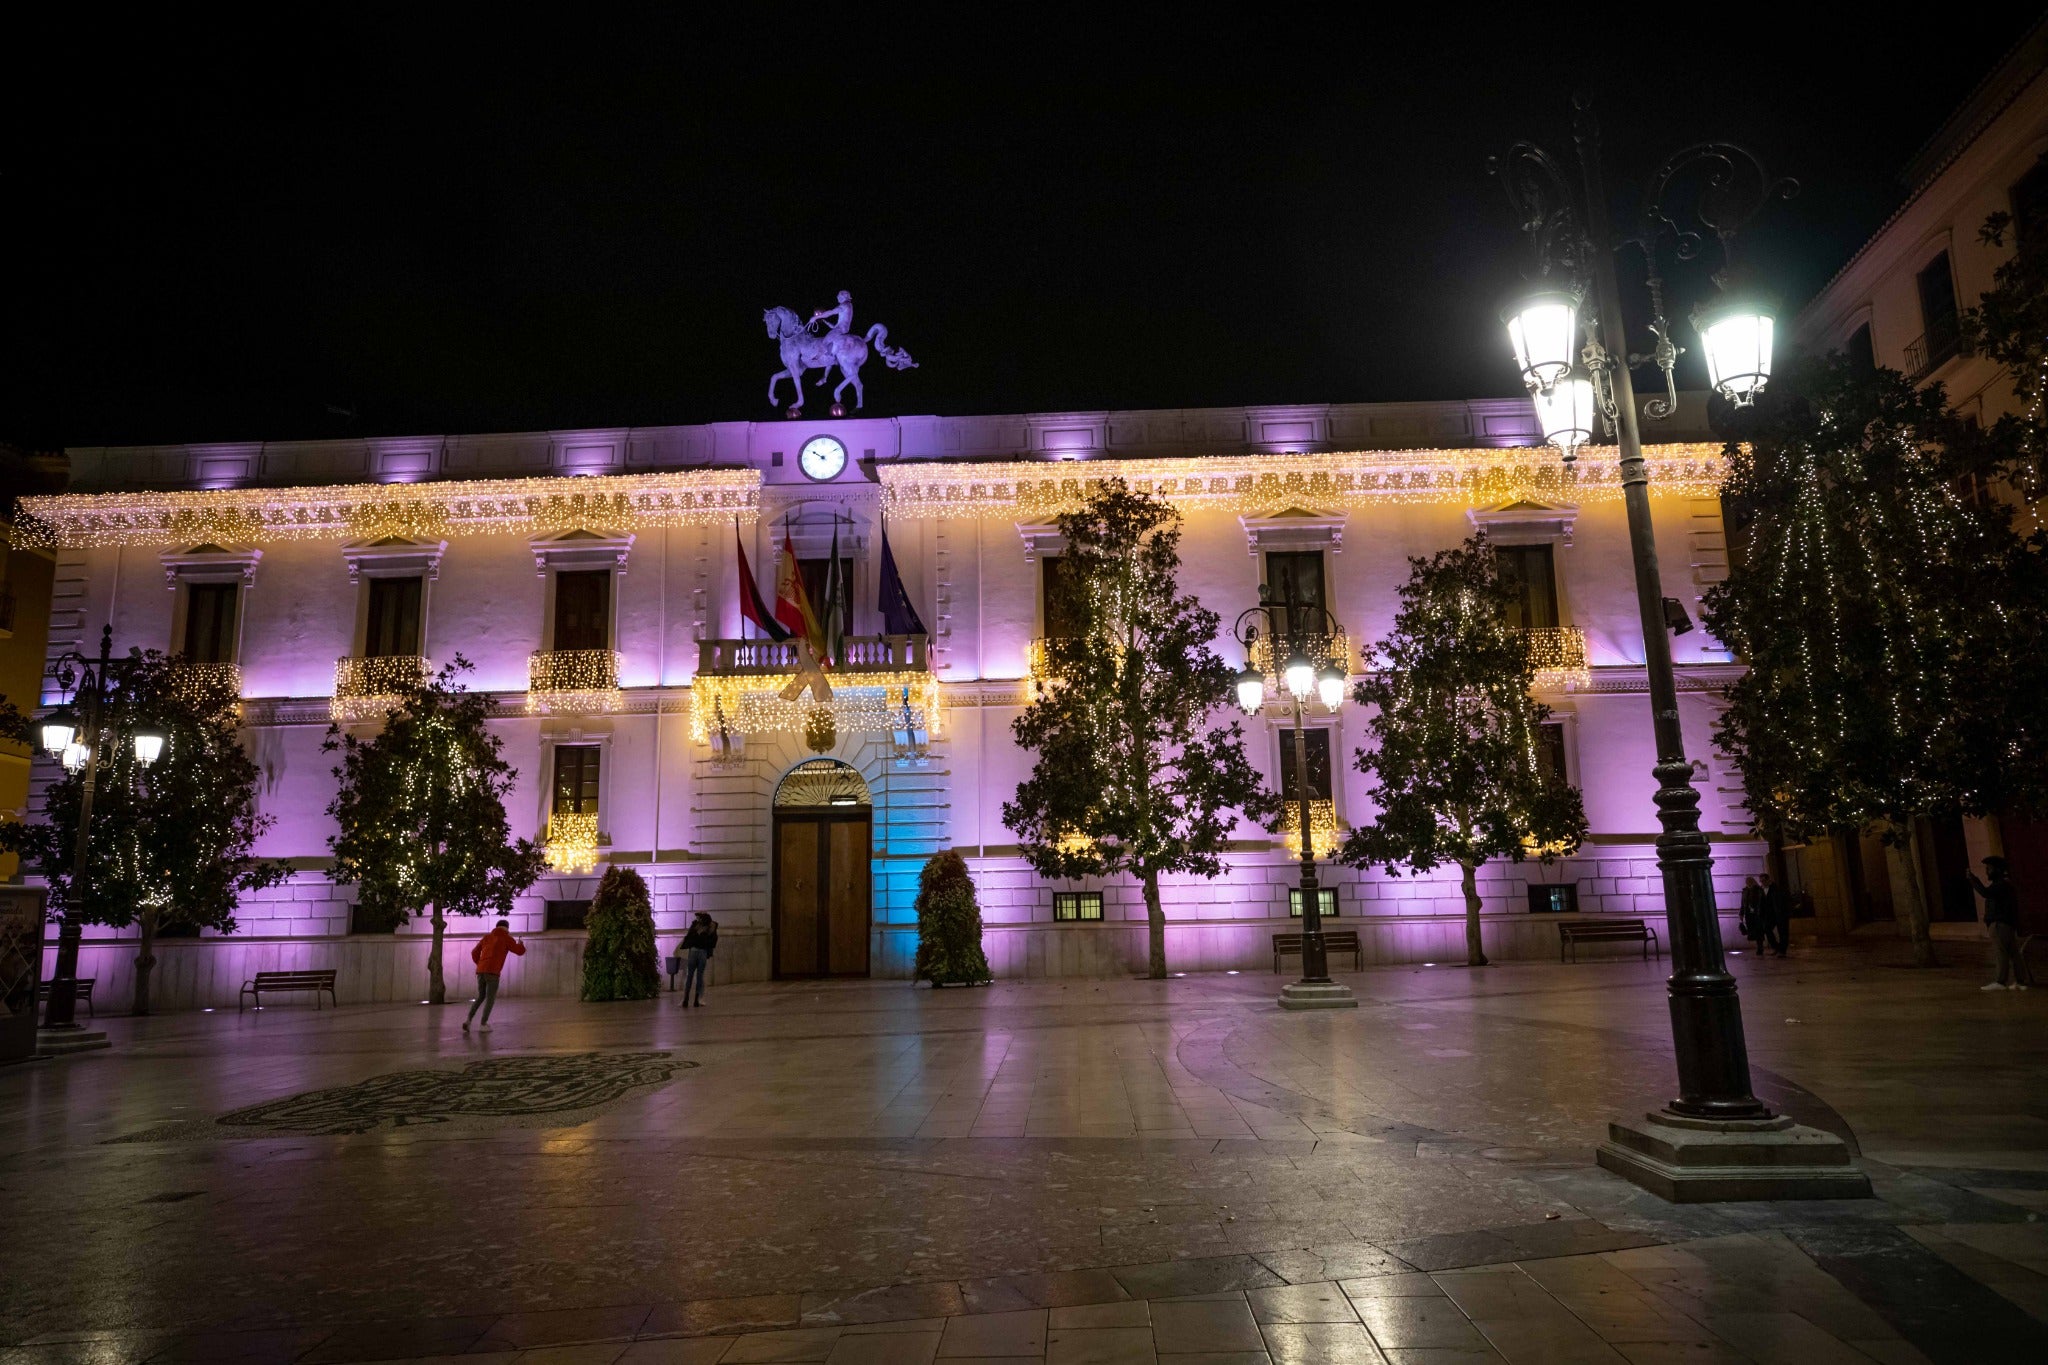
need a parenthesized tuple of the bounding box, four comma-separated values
(1239, 507, 1346, 557)
(529, 529, 635, 577)
(1468, 500, 1578, 545)
(342, 538, 447, 583)
(1016, 522, 1065, 564)
(160, 545, 262, 588)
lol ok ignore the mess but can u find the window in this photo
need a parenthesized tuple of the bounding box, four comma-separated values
(799, 557, 854, 632)
(1915, 252, 1961, 372)
(364, 576, 423, 657)
(1276, 727, 1334, 801)
(546, 899, 591, 931)
(182, 582, 238, 664)
(1527, 884, 1579, 913)
(1053, 891, 1103, 921)
(1265, 550, 1328, 638)
(552, 744, 601, 815)
(1041, 555, 1087, 639)
(1288, 887, 1339, 918)
(2011, 153, 2048, 244)
(552, 570, 610, 651)
(1535, 722, 1569, 785)
(1496, 544, 1559, 630)
(1844, 323, 1875, 375)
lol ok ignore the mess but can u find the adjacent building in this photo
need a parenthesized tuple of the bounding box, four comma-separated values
(18, 398, 1760, 1011)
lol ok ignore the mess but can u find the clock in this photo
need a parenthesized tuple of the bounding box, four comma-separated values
(798, 435, 848, 482)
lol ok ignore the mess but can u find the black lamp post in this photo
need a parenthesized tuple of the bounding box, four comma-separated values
(36, 625, 163, 1031)
(1489, 96, 1867, 1200)
(1234, 590, 1356, 1011)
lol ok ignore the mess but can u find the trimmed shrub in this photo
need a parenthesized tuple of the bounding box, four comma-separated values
(580, 866, 662, 1001)
(914, 850, 992, 986)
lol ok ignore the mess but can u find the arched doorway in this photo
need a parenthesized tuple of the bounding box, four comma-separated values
(771, 760, 873, 978)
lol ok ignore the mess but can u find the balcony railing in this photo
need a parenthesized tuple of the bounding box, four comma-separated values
(544, 811, 601, 874)
(1904, 317, 1965, 382)
(167, 662, 244, 709)
(1275, 797, 1341, 858)
(332, 654, 432, 721)
(696, 633, 929, 676)
(527, 649, 623, 715)
(690, 634, 939, 743)
(1523, 626, 1589, 691)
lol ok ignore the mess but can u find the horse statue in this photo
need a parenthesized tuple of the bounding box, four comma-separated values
(763, 298, 918, 416)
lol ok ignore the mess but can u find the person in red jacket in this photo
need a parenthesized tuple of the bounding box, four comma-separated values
(463, 919, 525, 1032)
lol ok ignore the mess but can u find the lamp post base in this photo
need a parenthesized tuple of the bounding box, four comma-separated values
(1596, 1109, 1871, 1203)
(1277, 981, 1358, 1011)
(36, 1028, 111, 1057)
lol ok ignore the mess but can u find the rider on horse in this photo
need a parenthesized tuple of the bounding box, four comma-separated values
(809, 291, 853, 336)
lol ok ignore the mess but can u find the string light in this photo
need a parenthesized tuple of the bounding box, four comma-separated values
(1523, 627, 1591, 690)
(544, 812, 600, 873)
(688, 672, 942, 742)
(877, 443, 1728, 519)
(332, 655, 432, 722)
(526, 650, 623, 715)
(1276, 798, 1341, 857)
(14, 470, 761, 550)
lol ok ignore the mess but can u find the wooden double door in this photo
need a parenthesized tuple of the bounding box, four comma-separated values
(773, 811, 872, 977)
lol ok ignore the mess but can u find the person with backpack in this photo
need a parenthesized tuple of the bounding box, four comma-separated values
(463, 918, 526, 1032)
(680, 912, 718, 1007)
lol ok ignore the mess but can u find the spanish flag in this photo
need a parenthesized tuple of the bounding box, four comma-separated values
(773, 528, 826, 658)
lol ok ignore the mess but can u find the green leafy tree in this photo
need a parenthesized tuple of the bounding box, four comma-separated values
(1962, 187, 2048, 475)
(0, 652, 286, 1014)
(325, 657, 546, 1003)
(1340, 537, 1588, 967)
(1703, 354, 2047, 965)
(1003, 482, 1276, 979)
(580, 865, 661, 1001)
(913, 850, 992, 986)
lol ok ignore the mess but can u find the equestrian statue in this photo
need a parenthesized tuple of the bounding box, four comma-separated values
(763, 291, 919, 416)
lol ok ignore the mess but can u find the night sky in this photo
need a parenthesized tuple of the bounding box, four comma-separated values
(6, 12, 2040, 449)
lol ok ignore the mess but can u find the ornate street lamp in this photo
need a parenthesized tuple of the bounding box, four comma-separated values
(1235, 590, 1356, 1011)
(1487, 97, 1867, 1200)
(35, 626, 159, 1032)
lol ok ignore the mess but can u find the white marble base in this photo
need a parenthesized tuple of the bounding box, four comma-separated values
(1277, 980, 1359, 1010)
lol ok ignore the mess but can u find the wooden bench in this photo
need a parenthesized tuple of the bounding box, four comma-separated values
(1558, 918, 1660, 963)
(1272, 930, 1363, 974)
(35, 979, 96, 1019)
(240, 970, 338, 1011)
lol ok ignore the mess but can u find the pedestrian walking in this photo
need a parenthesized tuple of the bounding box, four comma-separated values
(680, 912, 718, 1007)
(464, 918, 526, 1031)
(1969, 856, 2034, 991)
(1759, 872, 1791, 957)
(1738, 875, 1766, 953)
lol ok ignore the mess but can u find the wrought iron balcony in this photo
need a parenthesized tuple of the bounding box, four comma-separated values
(1904, 317, 1964, 382)
(331, 654, 431, 721)
(544, 811, 601, 874)
(1275, 798, 1341, 858)
(690, 634, 938, 744)
(527, 649, 622, 715)
(1523, 626, 1590, 691)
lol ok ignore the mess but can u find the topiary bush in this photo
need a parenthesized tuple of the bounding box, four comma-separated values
(914, 850, 992, 986)
(581, 866, 662, 1001)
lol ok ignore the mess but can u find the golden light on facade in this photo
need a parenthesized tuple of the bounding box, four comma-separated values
(688, 671, 943, 743)
(1524, 626, 1591, 691)
(1277, 798, 1341, 858)
(877, 444, 1727, 519)
(544, 812, 601, 873)
(526, 649, 624, 715)
(331, 655, 432, 722)
(15, 470, 761, 550)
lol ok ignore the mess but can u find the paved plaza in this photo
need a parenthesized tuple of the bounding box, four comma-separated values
(0, 946, 2045, 1364)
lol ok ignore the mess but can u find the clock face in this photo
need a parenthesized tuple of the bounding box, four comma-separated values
(798, 435, 847, 482)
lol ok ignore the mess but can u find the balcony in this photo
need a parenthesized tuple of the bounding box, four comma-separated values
(1904, 317, 1965, 382)
(527, 649, 623, 715)
(332, 654, 431, 722)
(544, 811, 601, 874)
(1523, 626, 1589, 691)
(1275, 797, 1341, 858)
(167, 662, 244, 710)
(690, 634, 939, 744)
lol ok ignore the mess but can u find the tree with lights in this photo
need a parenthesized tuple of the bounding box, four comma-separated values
(1340, 537, 1588, 967)
(0, 652, 286, 1014)
(1002, 482, 1275, 979)
(580, 865, 661, 1001)
(1704, 354, 2048, 966)
(325, 658, 546, 1003)
(1963, 192, 2048, 481)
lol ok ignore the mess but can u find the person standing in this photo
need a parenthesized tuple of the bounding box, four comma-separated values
(1969, 856, 2034, 991)
(1738, 875, 1766, 953)
(680, 912, 718, 1008)
(464, 918, 526, 1031)
(1759, 872, 1791, 958)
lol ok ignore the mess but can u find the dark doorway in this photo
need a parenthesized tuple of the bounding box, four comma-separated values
(772, 812, 872, 978)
